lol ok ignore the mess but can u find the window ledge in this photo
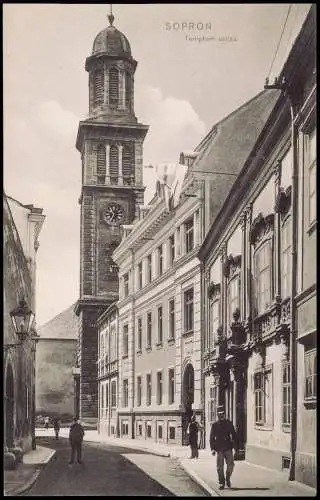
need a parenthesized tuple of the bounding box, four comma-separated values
(307, 219, 317, 235)
(168, 338, 175, 345)
(282, 424, 291, 433)
(146, 346, 152, 352)
(304, 399, 316, 409)
(254, 424, 274, 431)
(136, 350, 142, 355)
(122, 354, 128, 359)
(182, 330, 194, 337)
(156, 342, 163, 349)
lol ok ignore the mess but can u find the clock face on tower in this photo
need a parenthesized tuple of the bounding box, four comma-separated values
(104, 203, 124, 225)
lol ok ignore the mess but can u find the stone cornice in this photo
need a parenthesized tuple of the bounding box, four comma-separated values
(113, 200, 173, 263)
(76, 120, 149, 152)
(74, 296, 116, 316)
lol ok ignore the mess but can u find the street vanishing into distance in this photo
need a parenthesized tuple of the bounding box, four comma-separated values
(25, 436, 209, 497)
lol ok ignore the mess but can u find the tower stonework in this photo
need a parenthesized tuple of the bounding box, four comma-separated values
(75, 15, 148, 423)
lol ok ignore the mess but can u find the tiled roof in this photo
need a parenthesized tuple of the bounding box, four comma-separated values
(190, 89, 281, 178)
(38, 304, 78, 340)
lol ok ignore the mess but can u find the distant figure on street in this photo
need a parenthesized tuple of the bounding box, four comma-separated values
(44, 416, 50, 429)
(69, 418, 85, 465)
(53, 418, 60, 440)
(187, 414, 203, 459)
(210, 406, 239, 490)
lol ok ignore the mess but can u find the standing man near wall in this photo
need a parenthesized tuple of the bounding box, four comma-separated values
(68, 418, 85, 465)
(210, 406, 239, 490)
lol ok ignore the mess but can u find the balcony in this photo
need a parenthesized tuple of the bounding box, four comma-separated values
(227, 322, 247, 356)
(252, 299, 281, 342)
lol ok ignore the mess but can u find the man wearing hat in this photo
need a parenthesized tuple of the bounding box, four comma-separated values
(210, 405, 239, 490)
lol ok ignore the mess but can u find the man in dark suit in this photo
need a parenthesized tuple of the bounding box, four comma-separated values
(210, 405, 239, 490)
(68, 418, 85, 465)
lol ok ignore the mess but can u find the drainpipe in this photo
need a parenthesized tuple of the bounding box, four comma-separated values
(288, 95, 298, 482)
(130, 248, 136, 440)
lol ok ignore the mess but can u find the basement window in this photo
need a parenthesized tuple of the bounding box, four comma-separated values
(282, 456, 291, 471)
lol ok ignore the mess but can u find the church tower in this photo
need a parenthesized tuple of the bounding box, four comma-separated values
(75, 12, 148, 423)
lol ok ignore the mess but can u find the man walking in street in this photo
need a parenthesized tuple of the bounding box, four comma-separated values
(53, 418, 60, 440)
(210, 405, 239, 490)
(69, 418, 85, 465)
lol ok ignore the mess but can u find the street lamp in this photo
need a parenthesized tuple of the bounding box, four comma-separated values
(9, 298, 35, 343)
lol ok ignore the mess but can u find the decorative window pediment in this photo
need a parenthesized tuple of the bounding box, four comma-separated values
(274, 186, 292, 216)
(250, 213, 274, 246)
(223, 254, 241, 278)
(208, 281, 221, 299)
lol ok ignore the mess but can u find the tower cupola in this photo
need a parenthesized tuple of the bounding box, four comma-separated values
(85, 13, 137, 123)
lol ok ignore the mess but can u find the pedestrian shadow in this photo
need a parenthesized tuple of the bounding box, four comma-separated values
(229, 487, 270, 491)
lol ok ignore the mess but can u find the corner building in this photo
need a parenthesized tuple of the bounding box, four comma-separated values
(75, 14, 148, 423)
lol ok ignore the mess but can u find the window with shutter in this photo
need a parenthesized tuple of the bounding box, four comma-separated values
(109, 67, 119, 105)
(94, 69, 104, 105)
(110, 145, 119, 184)
(122, 143, 134, 185)
(125, 72, 131, 108)
(97, 144, 106, 184)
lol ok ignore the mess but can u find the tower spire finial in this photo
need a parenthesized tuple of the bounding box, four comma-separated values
(108, 4, 115, 26)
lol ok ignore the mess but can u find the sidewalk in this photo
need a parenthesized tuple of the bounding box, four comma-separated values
(4, 445, 55, 496)
(82, 432, 316, 497)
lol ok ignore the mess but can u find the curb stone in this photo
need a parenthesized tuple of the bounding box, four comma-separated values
(178, 459, 219, 497)
(86, 438, 170, 457)
(5, 449, 56, 497)
(5, 468, 41, 497)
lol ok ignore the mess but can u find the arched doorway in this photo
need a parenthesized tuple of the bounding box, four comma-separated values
(182, 363, 194, 445)
(5, 363, 15, 448)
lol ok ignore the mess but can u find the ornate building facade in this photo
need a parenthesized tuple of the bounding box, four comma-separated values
(75, 13, 148, 423)
(198, 6, 316, 487)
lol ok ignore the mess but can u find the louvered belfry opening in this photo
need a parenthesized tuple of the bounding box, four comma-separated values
(125, 71, 131, 109)
(122, 143, 135, 185)
(110, 144, 119, 184)
(94, 68, 104, 105)
(109, 67, 119, 106)
(97, 144, 106, 184)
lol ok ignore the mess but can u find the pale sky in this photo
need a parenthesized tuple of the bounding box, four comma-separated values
(3, 3, 311, 326)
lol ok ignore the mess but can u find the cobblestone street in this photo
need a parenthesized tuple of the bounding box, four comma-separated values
(24, 436, 208, 497)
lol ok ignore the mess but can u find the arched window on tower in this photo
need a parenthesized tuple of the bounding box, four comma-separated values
(94, 69, 104, 105)
(110, 145, 119, 184)
(109, 67, 119, 106)
(97, 145, 106, 184)
(122, 143, 135, 185)
(125, 72, 131, 109)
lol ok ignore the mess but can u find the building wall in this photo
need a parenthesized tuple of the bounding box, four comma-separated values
(113, 180, 204, 445)
(201, 93, 294, 471)
(200, 8, 316, 487)
(36, 338, 77, 419)
(295, 58, 316, 487)
(246, 345, 291, 469)
(3, 196, 43, 453)
(98, 306, 119, 437)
